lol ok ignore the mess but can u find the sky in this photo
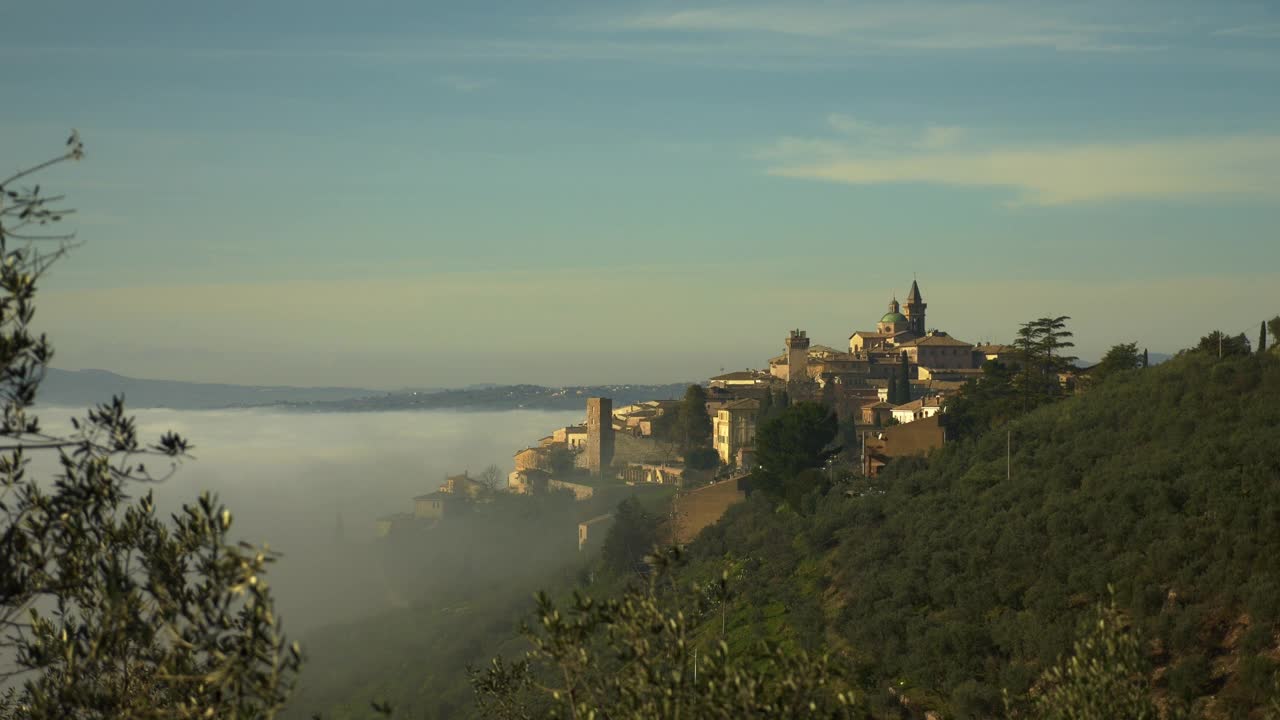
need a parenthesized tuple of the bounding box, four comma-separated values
(3, 0, 1278, 388)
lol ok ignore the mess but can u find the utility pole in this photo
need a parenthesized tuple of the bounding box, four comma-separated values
(860, 431, 867, 477)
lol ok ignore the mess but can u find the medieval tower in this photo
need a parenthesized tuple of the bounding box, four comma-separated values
(785, 329, 810, 381)
(903, 280, 927, 336)
(586, 397, 614, 477)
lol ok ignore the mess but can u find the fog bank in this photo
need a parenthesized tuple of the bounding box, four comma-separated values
(36, 406, 583, 633)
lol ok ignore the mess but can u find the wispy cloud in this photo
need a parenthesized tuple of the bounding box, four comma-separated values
(603, 2, 1167, 54)
(758, 121, 1280, 205)
(1213, 24, 1280, 40)
(437, 74, 494, 92)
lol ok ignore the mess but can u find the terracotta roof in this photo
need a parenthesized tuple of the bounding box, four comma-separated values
(899, 333, 973, 348)
(413, 491, 448, 501)
(711, 370, 767, 381)
(892, 397, 944, 412)
(807, 344, 841, 354)
(861, 400, 894, 409)
(722, 398, 761, 411)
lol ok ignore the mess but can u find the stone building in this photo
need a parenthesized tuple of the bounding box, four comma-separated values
(671, 477, 748, 544)
(712, 398, 759, 466)
(586, 397, 615, 477)
(578, 514, 613, 552)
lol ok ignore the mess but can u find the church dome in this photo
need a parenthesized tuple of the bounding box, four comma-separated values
(880, 311, 907, 324)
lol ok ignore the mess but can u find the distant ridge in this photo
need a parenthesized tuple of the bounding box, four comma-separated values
(38, 368, 386, 410)
(36, 369, 691, 412)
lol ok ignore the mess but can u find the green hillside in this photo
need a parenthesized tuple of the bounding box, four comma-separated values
(684, 350, 1280, 718)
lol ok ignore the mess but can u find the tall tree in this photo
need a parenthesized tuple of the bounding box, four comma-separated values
(1260, 320, 1268, 355)
(0, 137, 299, 718)
(599, 497, 658, 577)
(897, 351, 912, 403)
(676, 384, 712, 451)
(1194, 330, 1251, 358)
(753, 402, 840, 505)
(1269, 316, 1280, 350)
(1093, 342, 1143, 381)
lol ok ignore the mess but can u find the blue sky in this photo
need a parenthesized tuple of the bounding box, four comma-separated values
(3, 0, 1278, 388)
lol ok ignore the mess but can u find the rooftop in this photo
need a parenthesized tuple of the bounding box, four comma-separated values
(899, 332, 973, 348)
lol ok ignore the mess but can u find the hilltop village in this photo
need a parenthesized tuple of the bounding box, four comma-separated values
(375, 280, 1026, 549)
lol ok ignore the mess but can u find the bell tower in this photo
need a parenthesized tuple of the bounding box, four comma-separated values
(903, 280, 926, 336)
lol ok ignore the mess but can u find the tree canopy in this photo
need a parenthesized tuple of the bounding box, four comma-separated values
(752, 402, 839, 506)
(675, 384, 713, 452)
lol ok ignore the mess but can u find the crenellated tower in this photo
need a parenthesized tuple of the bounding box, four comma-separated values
(785, 329, 810, 382)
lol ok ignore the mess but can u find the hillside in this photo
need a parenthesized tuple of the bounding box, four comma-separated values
(282, 351, 1280, 719)
(684, 350, 1280, 718)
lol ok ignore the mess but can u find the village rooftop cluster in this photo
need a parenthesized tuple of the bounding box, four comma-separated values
(375, 280, 1032, 549)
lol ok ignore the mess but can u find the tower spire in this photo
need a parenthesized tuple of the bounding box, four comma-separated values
(903, 278, 926, 335)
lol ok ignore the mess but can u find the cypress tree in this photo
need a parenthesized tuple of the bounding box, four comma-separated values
(898, 352, 912, 403)
(887, 368, 898, 405)
(758, 388, 774, 423)
(1260, 321, 1268, 355)
(1143, 348, 1149, 368)
(778, 389, 790, 410)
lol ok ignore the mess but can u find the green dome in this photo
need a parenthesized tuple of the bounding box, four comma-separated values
(880, 311, 907, 324)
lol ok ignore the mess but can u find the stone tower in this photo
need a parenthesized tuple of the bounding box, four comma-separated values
(586, 397, 614, 477)
(785, 329, 810, 382)
(903, 280, 927, 336)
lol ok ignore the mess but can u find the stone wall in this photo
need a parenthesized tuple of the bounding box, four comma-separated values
(672, 477, 746, 544)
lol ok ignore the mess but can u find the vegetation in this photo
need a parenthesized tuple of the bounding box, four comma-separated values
(0, 139, 298, 718)
(1192, 330, 1252, 357)
(1090, 341, 1143, 382)
(470, 548, 869, 720)
(1019, 596, 1159, 720)
(600, 497, 659, 577)
(752, 402, 839, 508)
(688, 348, 1280, 718)
(674, 384, 712, 453)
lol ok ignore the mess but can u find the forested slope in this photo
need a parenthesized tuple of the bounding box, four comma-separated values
(687, 351, 1280, 718)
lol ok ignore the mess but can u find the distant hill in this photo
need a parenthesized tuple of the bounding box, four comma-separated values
(37, 369, 692, 412)
(277, 383, 692, 412)
(38, 368, 384, 410)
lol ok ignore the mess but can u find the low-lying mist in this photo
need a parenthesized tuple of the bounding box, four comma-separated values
(35, 406, 583, 635)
